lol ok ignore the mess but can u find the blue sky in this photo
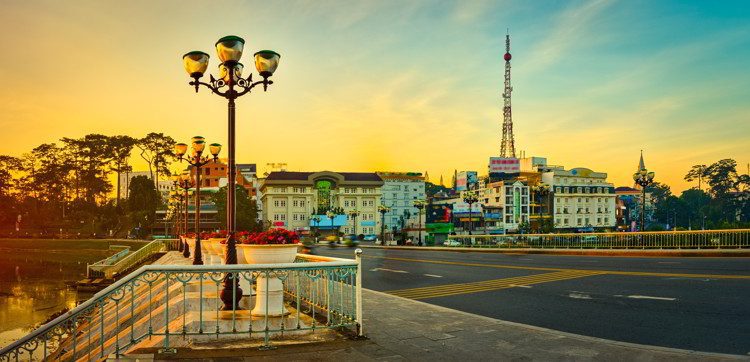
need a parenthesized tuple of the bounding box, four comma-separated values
(0, 0, 748, 191)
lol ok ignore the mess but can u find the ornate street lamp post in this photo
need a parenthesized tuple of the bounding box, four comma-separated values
(326, 211, 336, 239)
(413, 200, 426, 245)
(182, 36, 279, 310)
(531, 183, 550, 233)
(463, 191, 479, 235)
(174, 138, 221, 265)
(348, 209, 361, 240)
(177, 172, 194, 257)
(378, 205, 390, 244)
(633, 169, 655, 232)
(311, 215, 321, 241)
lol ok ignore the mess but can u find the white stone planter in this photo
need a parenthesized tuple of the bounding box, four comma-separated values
(206, 238, 226, 264)
(236, 244, 300, 316)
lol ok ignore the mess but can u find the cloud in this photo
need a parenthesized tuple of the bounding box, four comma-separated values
(522, 0, 615, 74)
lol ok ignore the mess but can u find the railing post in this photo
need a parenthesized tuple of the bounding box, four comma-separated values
(355, 248, 364, 337)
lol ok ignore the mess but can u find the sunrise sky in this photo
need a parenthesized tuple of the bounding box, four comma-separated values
(1, 0, 748, 193)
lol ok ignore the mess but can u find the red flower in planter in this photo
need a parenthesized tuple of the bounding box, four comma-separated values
(240, 228, 300, 245)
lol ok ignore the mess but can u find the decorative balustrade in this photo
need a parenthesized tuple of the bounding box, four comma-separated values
(446, 229, 750, 249)
(0, 251, 362, 361)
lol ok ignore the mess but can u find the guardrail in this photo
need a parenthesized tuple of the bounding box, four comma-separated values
(446, 229, 750, 249)
(0, 252, 362, 361)
(86, 246, 130, 278)
(87, 240, 168, 279)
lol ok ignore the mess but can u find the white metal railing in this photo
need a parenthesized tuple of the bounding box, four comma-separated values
(446, 229, 750, 249)
(0, 252, 362, 361)
(87, 240, 167, 279)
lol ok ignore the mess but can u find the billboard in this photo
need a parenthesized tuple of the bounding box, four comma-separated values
(426, 204, 453, 223)
(456, 171, 478, 191)
(489, 157, 520, 173)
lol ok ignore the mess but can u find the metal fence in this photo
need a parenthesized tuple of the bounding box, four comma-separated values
(0, 252, 362, 361)
(446, 229, 750, 249)
(87, 240, 168, 279)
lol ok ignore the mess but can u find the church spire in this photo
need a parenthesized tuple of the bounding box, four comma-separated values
(637, 150, 646, 172)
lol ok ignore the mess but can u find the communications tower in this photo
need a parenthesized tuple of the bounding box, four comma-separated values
(499, 32, 516, 158)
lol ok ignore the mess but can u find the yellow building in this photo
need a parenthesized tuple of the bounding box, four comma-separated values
(260, 171, 384, 235)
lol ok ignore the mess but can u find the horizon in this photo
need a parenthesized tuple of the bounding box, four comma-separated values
(1, 1, 749, 193)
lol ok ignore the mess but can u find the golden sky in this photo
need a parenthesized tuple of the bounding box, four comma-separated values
(1, 1, 749, 193)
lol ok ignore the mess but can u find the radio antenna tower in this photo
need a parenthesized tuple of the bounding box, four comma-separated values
(499, 31, 516, 158)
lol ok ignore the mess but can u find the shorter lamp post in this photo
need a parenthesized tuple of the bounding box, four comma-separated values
(378, 205, 390, 243)
(311, 215, 321, 241)
(177, 172, 194, 256)
(531, 183, 550, 233)
(413, 200, 427, 245)
(633, 169, 655, 232)
(348, 209, 361, 240)
(463, 191, 479, 235)
(174, 137, 221, 265)
(326, 210, 336, 238)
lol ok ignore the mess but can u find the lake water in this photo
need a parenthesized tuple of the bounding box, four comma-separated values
(0, 239, 147, 349)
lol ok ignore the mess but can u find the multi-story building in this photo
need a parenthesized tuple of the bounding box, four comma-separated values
(260, 171, 384, 235)
(542, 167, 617, 231)
(478, 180, 531, 233)
(187, 159, 255, 196)
(376, 172, 426, 231)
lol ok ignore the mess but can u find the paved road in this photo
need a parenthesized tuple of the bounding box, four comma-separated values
(317, 246, 750, 355)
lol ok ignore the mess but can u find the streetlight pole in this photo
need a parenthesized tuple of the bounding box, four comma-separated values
(531, 183, 550, 233)
(183, 36, 280, 311)
(378, 205, 390, 244)
(327, 211, 336, 240)
(633, 169, 655, 232)
(177, 172, 194, 257)
(413, 200, 426, 246)
(348, 210, 360, 240)
(463, 191, 478, 235)
(174, 138, 221, 265)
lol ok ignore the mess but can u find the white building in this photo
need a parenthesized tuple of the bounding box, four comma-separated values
(478, 180, 530, 232)
(542, 167, 617, 231)
(260, 171, 384, 235)
(376, 172, 426, 231)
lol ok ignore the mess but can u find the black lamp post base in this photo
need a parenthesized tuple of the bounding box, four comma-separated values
(220, 276, 243, 310)
(192, 238, 204, 265)
(183, 243, 190, 258)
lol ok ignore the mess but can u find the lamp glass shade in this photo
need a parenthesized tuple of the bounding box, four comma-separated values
(218, 62, 243, 83)
(215, 35, 245, 63)
(209, 143, 222, 157)
(254, 50, 280, 77)
(182, 51, 210, 77)
(191, 136, 205, 143)
(174, 143, 188, 157)
(192, 140, 206, 153)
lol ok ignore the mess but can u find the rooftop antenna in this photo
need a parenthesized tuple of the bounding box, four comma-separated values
(500, 30, 516, 158)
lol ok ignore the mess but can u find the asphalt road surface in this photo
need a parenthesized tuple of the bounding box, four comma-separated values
(317, 246, 750, 355)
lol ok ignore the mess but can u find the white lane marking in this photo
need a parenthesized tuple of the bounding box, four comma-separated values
(423, 274, 443, 278)
(519, 258, 533, 261)
(568, 292, 591, 299)
(370, 268, 409, 273)
(509, 284, 532, 289)
(627, 295, 676, 301)
(657, 262, 680, 264)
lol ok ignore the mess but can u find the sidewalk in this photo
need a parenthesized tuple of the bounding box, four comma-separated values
(144, 289, 747, 361)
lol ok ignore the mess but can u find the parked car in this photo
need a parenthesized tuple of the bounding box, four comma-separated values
(363, 235, 377, 241)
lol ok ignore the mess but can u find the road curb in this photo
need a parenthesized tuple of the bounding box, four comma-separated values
(359, 245, 750, 257)
(363, 288, 750, 359)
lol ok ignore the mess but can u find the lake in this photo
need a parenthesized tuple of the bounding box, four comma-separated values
(0, 239, 147, 349)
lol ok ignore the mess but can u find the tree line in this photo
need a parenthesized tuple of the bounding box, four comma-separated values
(0, 133, 176, 236)
(646, 159, 750, 230)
